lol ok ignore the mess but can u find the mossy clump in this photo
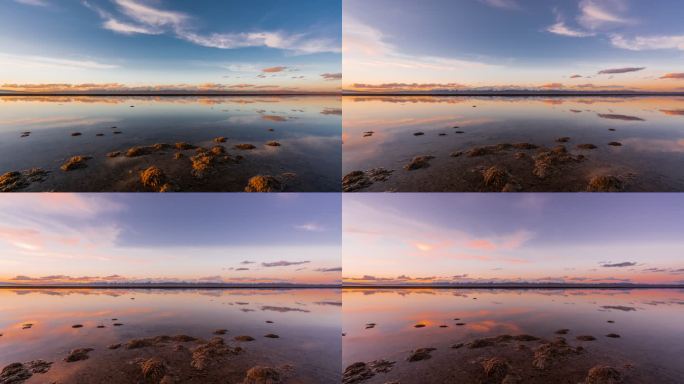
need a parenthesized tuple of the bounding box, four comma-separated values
(266, 141, 281, 147)
(586, 176, 623, 192)
(244, 175, 282, 192)
(235, 143, 256, 150)
(175, 142, 195, 150)
(243, 366, 282, 384)
(213, 137, 227, 143)
(576, 143, 597, 150)
(404, 155, 434, 170)
(139, 166, 168, 191)
(61, 156, 91, 171)
(140, 357, 167, 382)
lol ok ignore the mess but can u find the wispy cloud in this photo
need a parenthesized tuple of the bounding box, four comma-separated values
(0, 53, 118, 70)
(321, 73, 342, 81)
(262, 260, 311, 267)
(13, 0, 48, 6)
(262, 66, 288, 73)
(660, 73, 684, 79)
(578, 0, 633, 30)
(315, 267, 342, 272)
(610, 34, 684, 51)
(546, 8, 595, 38)
(478, 0, 520, 10)
(84, 0, 339, 54)
(295, 223, 325, 232)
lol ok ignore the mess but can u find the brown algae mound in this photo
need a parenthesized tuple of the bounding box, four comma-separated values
(532, 145, 584, 179)
(264, 334, 279, 339)
(404, 155, 434, 170)
(556, 137, 571, 143)
(139, 166, 172, 192)
(213, 329, 228, 335)
(244, 175, 283, 192)
(266, 141, 281, 147)
(576, 144, 597, 150)
(342, 360, 395, 384)
(65, 348, 94, 362)
(467, 143, 538, 157)
(139, 357, 167, 382)
(482, 166, 513, 191)
(243, 366, 282, 384)
(60, 156, 91, 171)
(235, 144, 256, 150)
(190, 337, 242, 371)
(533, 337, 583, 370)
(586, 176, 624, 192)
(407, 347, 436, 362)
(1, 360, 53, 384)
(342, 168, 394, 192)
(175, 142, 195, 150)
(481, 357, 510, 383)
(584, 365, 622, 384)
(576, 336, 597, 341)
(0, 168, 48, 192)
(107, 151, 122, 158)
(234, 335, 255, 342)
(213, 137, 227, 143)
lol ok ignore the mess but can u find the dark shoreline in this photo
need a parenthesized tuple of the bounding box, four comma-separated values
(0, 285, 341, 289)
(342, 92, 684, 97)
(0, 93, 338, 97)
(342, 284, 684, 289)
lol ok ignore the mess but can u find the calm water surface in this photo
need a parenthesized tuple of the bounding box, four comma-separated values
(0, 288, 341, 382)
(343, 288, 684, 383)
(0, 96, 341, 191)
(343, 96, 684, 191)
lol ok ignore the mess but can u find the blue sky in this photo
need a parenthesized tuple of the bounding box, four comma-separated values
(0, 0, 341, 92)
(344, 0, 684, 91)
(343, 194, 684, 284)
(0, 194, 341, 284)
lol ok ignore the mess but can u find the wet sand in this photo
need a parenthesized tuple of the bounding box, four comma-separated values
(342, 288, 684, 383)
(342, 96, 684, 192)
(0, 96, 341, 192)
(0, 288, 341, 383)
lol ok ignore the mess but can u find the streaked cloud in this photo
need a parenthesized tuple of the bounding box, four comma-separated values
(597, 67, 645, 74)
(660, 73, 684, 79)
(13, 0, 48, 6)
(0, 53, 118, 70)
(315, 267, 342, 272)
(262, 66, 288, 73)
(578, 0, 633, 30)
(478, 0, 520, 10)
(261, 260, 311, 267)
(601, 261, 637, 268)
(295, 223, 325, 232)
(320, 72, 342, 81)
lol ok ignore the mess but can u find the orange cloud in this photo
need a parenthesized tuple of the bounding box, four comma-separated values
(466, 239, 497, 250)
(262, 66, 288, 73)
(659, 73, 684, 79)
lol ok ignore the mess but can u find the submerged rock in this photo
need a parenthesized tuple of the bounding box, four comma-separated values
(576, 144, 597, 150)
(404, 155, 434, 170)
(576, 335, 596, 341)
(235, 144, 256, 150)
(413, 132, 424, 136)
(343, 362, 373, 384)
(234, 335, 255, 342)
(190, 337, 242, 371)
(482, 357, 509, 381)
(264, 334, 279, 338)
(175, 142, 195, 150)
(244, 175, 282, 192)
(406, 347, 436, 362)
(605, 333, 620, 338)
(60, 156, 91, 171)
(586, 176, 623, 192)
(556, 137, 571, 143)
(243, 366, 282, 384)
(0, 168, 48, 192)
(266, 141, 281, 147)
(65, 348, 93, 362)
(214, 137, 227, 143)
(584, 365, 622, 384)
(213, 329, 228, 335)
(555, 329, 570, 335)
(608, 142, 622, 146)
(532, 337, 583, 370)
(414, 324, 426, 328)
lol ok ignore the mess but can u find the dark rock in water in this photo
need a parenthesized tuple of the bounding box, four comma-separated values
(587, 175, 623, 192)
(106, 151, 121, 158)
(414, 324, 426, 328)
(64, 348, 93, 362)
(450, 151, 463, 157)
(451, 343, 464, 349)
(482, 357, 509, 381)
(605, 333, 620, 338)
(607, 320, 615, 324)
(20, 131, 31, 138)
(456, 322, 466, 326)
(413, 132, 424, 136)
(244, 366, 282, 384)
(0, 169, 48, 192)
(576, 143, 597, 150)
(214, 136, 227, 143)
(60, 156, 91, 171)
(365, 323, 376, 329)
(439, 133, 447, 136)
(404, 155, 434, 170)
(265, 320, 274, 324)
(608, 128, 616, 131)
(213, 329, 228, 335)
(513, 143, 538, 150)
(556, 137, 571, 143)
(174, 142, 194, 150)
(113, 323, 123, 326)
(113, 131, 122, 134)
(22, 323, 33, 330)
(407, 347, 436, 362)
(96, 133, 104, 137)
(234, 335, 255, 342)
(363, 131, 374, 137)
(576, 335, 596, 341)
(72, 324, 83, 328)
(454, 130, 465, 134)
(266, 140, 281, 147)
(108, 344, 121, 350)
(555, 329, 570, 335)
(235, 143, 256, 150)
(584, 365, 622, 384)
(439, 325, 448, 328)
(71, 132, 82, 136)
(245, 175, 283, 192)
(343, 168, 393, 192)
(264, 333, 280, 338)
(608, 142, 622, 146)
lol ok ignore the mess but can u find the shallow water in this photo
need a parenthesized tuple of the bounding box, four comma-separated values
(342, 288, 684, 383)
(0, 96, 341, 191)
(343, 96, 684, 191)
(0, 288, 341, 382)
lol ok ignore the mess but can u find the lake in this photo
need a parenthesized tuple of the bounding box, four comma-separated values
(0, 96, 341, 192)
(342, 288, 684, 383)
(342, 96, 684, 192)
(0, 288, 341, 383)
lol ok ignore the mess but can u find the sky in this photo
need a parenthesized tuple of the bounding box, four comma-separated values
(0, 194, 341, 285)
(0, 0, 341, 93)
(343, 194, 684, 285)
(343, 0, 684, 92)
